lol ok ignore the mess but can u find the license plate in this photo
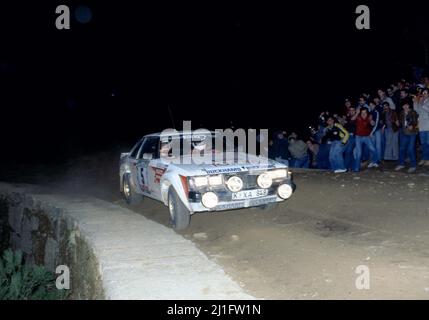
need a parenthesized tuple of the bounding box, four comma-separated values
(232, 189, 268, 200)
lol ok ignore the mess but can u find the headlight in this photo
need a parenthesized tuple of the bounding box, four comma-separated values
(226, 176, 243, 192)
(192, 176, 208, 187)
(268, 169, 288, 179)
(208, 175, 223, 186)
(278, 184, 293, 199)
(190, 175, 223, 188)
(257, 173, 273, 189)
(201, 192, 219, 208)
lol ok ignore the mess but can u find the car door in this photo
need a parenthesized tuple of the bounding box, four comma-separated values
(126, 139, 144, 193)
(135, 136, 161, 199)
(147, 155, 169, 201)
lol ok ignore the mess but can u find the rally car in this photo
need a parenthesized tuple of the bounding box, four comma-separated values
(119, 131, 294, 230)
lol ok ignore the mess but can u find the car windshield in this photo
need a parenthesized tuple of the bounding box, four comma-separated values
(159, 133, 230, 158)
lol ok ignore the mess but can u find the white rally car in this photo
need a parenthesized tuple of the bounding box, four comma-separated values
(119, 131, 294, 230)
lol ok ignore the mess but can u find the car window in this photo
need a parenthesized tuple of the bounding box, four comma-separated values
(129, 140, 143, 158)
(138, 137, 160, 159)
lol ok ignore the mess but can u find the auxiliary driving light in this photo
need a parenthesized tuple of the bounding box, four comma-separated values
(257, 173, 273, 189)
(201, 192, 219, 208)
(278, 184, 293, 199)
(226, 176, 244, 192)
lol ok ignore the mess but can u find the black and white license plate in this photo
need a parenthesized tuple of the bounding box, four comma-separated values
(232, 189, 268, 200)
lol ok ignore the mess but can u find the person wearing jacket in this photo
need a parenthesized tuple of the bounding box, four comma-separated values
(382, 102, 399, 161)
(270, 131, 291, 165)
(344, 106, 357, 170)
(288, 134, 309, 168)
(378, 88, 396, 110)
(369, 101, 384, 163)
(414, 88, 429, 166)
(395, 103, 419, 173)
(351, 107, 379, 172)
(323, 116, 350, 173)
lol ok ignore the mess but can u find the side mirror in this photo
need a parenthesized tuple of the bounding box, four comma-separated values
(142, 153, 153, 160)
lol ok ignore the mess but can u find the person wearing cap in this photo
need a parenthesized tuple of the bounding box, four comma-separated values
(414, 87, 429, 166)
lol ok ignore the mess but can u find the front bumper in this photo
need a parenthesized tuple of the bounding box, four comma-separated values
(189, 195, 281, 213)
(187, 178, 294, 213)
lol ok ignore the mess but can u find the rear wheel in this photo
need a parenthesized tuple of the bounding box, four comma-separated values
(123, 174, 143, 205)
(168, 188, 191, 230)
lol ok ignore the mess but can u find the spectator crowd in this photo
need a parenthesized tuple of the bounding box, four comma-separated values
(268, 77, 429, 173)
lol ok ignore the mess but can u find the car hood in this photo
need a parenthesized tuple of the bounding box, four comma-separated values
(164, 152, 285, 176)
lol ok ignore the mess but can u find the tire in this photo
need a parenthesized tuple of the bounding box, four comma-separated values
(258, 202, 279, 211)
(122, 174, 143, 205)
(168, 188, 191, 230)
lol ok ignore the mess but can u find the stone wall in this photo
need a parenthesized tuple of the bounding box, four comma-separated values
(0, 182, 252, 300)
(0, 185, 104, 299)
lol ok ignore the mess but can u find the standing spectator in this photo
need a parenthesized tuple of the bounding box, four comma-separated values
(351, 107, 379, 172)
(306, 140, 319, 168)
(357, 96, 369, 110)
(315, 112, 331, 169)
(344, 106, 357, 170)
(288, 134, 309, 168)
(382, 102, 399, 161)
(270, 131, 290, 165)
(323, 116, 350, 173)
(378, 88, 396, 110)
(388, 85, 400, 107)
(395, 103, 419, 173)
(399, 89, 413, 109)
(344, 99, 352, 115)
(414, 87, 429, 166)
(373, 96, 382, 108)
(369, 101, 384, 163)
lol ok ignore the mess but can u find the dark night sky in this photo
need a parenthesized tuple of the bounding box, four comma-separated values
(1, 1, 429, 163)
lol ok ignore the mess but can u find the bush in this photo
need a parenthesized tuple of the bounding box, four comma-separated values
(0, 249, 67, 300)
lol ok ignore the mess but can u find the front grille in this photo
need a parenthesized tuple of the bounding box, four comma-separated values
(224, 172, 259, 190)
(188, 173, 293, 203)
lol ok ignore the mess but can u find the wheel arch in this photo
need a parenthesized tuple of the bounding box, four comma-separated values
(160, 172, 191, 211)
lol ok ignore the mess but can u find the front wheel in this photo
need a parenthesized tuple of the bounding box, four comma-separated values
(123, 174, 143, 205)
(168, 188, 191, 230)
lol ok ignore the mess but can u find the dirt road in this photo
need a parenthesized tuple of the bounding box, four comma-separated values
(4, 153, 429, 299)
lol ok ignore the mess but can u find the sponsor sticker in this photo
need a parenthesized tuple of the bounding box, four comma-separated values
(204, 167, 244, 175)
(151, 166, 167, 183)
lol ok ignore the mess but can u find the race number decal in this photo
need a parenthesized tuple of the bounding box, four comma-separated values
(151, 166, 166, 184)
